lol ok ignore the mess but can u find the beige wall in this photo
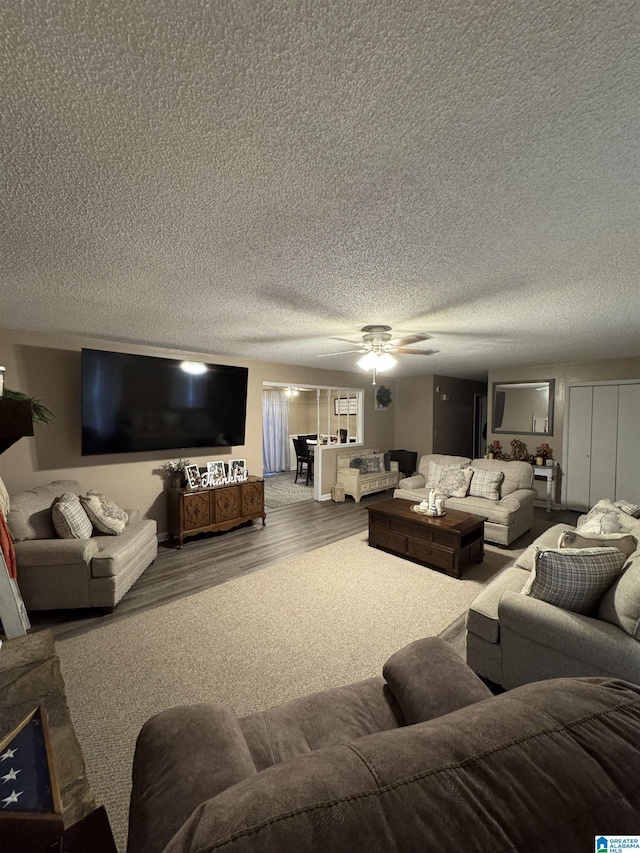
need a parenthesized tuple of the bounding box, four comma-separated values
(395, 375, 434, 462)
(488, 357, 640, 504)
(0, 328, 396, 535)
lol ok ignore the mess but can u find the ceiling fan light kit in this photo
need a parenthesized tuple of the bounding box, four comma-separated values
(318, 324, 436, 384)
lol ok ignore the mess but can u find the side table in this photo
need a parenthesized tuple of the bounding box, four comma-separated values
(532, 463, 557, 513)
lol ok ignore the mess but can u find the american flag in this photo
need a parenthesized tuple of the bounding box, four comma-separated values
(0, 705, 61, 815)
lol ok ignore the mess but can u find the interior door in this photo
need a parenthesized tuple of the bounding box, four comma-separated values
(566, 386, 593, 511)
(617, 383, 640, 504)
(566, 382, 640, 511)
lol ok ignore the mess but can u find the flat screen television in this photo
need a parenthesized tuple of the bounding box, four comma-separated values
(81, 349, 248, 455)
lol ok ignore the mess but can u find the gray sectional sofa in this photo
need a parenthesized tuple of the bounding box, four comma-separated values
(394, 453, 536, 546)
(7, 480, 157, 610)
(466, 500, 640, 689)
(127, 636, 640, 853)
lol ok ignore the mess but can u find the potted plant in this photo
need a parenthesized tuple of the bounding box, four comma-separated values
(160, 459, 191, 488)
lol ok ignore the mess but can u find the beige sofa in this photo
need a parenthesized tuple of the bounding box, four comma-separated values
(466, 500, 640, 689)
(336, 448, 400, 502)
(394, 454, 536, 546)
(7, 480, 157, 610)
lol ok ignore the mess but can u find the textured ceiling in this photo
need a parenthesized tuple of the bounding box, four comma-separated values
(2, 0, 639, 380)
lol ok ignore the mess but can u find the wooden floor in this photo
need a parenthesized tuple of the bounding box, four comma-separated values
(29, 496, 580, 640)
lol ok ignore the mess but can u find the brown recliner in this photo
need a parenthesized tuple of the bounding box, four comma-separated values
(127, 637, 640, 853)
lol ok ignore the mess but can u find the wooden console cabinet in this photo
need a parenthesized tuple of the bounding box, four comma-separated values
(168, 476, 265, 548)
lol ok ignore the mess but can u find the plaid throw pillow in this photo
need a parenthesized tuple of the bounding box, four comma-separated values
(52, 493, 93, 539)
(468, 468, 503, 500)
(425, 462, 447, 490)
(522, 546, 626, 615)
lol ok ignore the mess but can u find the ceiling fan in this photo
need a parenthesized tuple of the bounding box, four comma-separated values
(317, 325, 438, 384)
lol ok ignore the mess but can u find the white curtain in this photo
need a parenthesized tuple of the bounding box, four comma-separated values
(262, 390, 291, 473)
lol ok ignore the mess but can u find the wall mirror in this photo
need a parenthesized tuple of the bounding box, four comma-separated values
(492, 380, 554, 435)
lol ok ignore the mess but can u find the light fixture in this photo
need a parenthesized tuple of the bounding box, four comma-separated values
(357, 350, 396, 384)
(180, 361, 207, 375)
(284, 386, 300, 397)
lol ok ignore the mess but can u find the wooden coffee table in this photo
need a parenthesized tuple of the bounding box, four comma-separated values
(367, 499, 487, 578)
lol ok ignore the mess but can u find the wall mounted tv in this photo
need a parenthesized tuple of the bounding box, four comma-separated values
(81, 349, 249, 455)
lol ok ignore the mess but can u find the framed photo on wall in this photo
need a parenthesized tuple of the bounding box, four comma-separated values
(334, 397, 357, 416)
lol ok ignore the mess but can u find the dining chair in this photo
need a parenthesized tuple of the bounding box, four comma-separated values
(293, 438, 314, 485)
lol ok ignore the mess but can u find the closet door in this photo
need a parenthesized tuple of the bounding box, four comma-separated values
(566, 385, 593, 511)
(589, 385, 619, 505)
(617, 383, 640, 505)
(566, 382, 640, 511)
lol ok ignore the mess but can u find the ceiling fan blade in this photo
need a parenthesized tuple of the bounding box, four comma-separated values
(394, 348, 439, 356)
(316, 349, 364, 357)
(389, 333, 431, 347)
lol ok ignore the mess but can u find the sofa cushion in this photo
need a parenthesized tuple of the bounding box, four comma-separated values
(90, 518, 157, 577)
(444, 495, 514, 526)
(435, 466, 474, 498)
(513, 523, 575, 571)
(417, 454, 471, 481)
(558, 529, 637, 558)
(52, 493, 93, 539)
(471, 458, 533, 495)
(7, 480, 83, 541)
(522, 547, 626, 615)
(80, 491, 128, 535)
(468, 468, 503, 500)
(598, 550, 640, 638)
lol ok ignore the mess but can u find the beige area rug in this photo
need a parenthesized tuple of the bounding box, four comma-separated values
(57, 533, 515, 851)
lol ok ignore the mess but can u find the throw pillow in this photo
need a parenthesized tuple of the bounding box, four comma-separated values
(578, 499, 637, 535)
(558, 529, 637, 559)
(468, 468, 503, 501)
(383, 452, 391, 471)
(52, 493, 93, 539)
(615, 500, 640, 519)
(522, 546, 626, 615)
(80, 491, 128, 535)
(349, 457, 368, 474)
(426, 462, 447, 491)
(436, 466, 474, 498)
(366, 456, 382, 473)
(598, 550, 640, 637)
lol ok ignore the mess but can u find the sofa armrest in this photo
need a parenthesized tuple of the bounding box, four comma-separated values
(128, 704, 257, 853)
(397, 474, 425, 490)
(14, 538, 99, 567)
(498, 488, 536, 511)
(499, 591, 640, 681)
(382, 637, 491, 724)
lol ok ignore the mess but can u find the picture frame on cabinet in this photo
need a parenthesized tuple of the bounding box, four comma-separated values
(184, 464, 203, 489)
(206, 460, 227, 485)
(229, 459, 247, 482)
